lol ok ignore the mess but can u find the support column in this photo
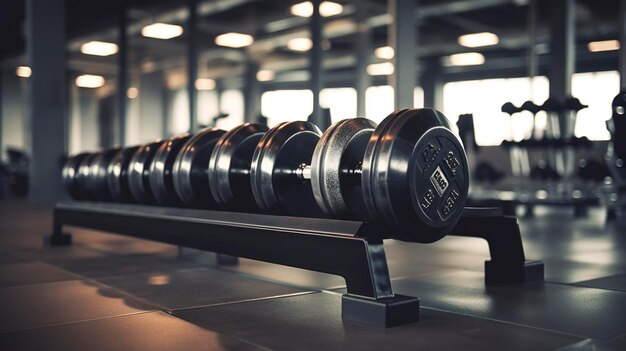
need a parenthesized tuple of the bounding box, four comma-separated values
(243, 61, 260, 123)
(389, 0, 417, 109)
(187, 0, 199, 133)
(548, 0, 574, 102)
(0, 69, 3, 159)
(27, 0, 67, 203)
(117, 5, 128, 146)
(355, 4, 370, 117)
(421, 60, 443, 110)
(618, 0, 626, 91)
(309, 0, 325, 128)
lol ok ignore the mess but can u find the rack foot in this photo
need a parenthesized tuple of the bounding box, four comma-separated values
(217, 254, 239, 266)
(342, 294, 420, 328)
(43, 232, 72, 247)
(485, 260, 544, 285)
(574, 206, 589, 218)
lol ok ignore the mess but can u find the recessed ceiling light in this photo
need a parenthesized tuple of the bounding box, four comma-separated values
(367, 62, 394, 76)
(256, 70, 275, 82)
(195, 78, 216, 90)
(447, 52, 485, 66)
(80, 41, 119, 56)
(375, 46, 394, 59)
(16, 66, 31, 78)
(458, 32, 499, 48)
(290, 1, 343, 18)
(588, 39, 620, 52)
(287, 37, 313, 52)
(75, 74, 105, 88)
(127, 87, 139, 99)
(215, 32, 254, 48)
(141, 23, 184, 40)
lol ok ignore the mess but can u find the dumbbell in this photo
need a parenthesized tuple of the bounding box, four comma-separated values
(149, 133, 193, 206)
(249, 120, 325, 217)
(173, 128, 226, 208)
(86, 148, 120, 201)
(75, 153, 99, 199)
(128, 140, 165, 204)
(62, 152, 91, 200)
(606, 91, 626, 184)
(251, 108, 469, 243)
(501, 102, 521, 115)
(106, 146, 140, 202)
(208, 123, 269, 211)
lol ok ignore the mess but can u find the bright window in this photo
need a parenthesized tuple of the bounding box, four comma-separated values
(365, 86, 424, 123)
(261, 90, 313, 126)
(443, 77, 549, 145)
(218, 89, 245, 130)
(320, 87, 357, 123)
(443, 72, 618, 145)
(572, 71, 619, 140)
(365, 86, 394, 123)
(197, 90, 219, 128)
(170, 88, 190, 135)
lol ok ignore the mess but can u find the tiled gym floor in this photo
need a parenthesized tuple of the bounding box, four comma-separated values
(0, 199, 625, 350)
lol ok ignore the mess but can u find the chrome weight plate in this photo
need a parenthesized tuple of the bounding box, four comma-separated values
(62, 152, 91, 200)
(250, 121, 324, 217)
(128, 140, 165, 204)
(172, 128, 226, 208)
(87, 148, 120, 201)
(106, 146, 140, 202)
(208, 123, 269, 211)
(310, 118, 377, 220)
(149, 133, 192, 206)
(362, 108, 469, 243)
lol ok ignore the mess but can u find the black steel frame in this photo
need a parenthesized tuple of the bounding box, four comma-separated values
(46, 201, 543, 328)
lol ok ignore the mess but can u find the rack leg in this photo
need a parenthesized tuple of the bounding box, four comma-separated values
(450, 214, 544, 285)
(43, 215, 72, 247)
(342, 294, 420, 328)
(574, 205, 589, 218)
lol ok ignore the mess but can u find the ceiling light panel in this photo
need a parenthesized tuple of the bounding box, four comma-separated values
(215, 32, 254, 48)
(80, 41, 119, 56)
(141, 23, 184, 40)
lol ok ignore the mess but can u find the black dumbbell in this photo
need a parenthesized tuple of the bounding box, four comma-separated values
(501, 102, 521, 115)
(87, 148, 120, 201)
(249, 120, 325, 217)
(173, 128, 226, 208)
(106, 146, 140, 202)
(128, 140, 166, 204)
(75, 153, 98, 200)
(251, 109, 469, 243)
(62, 152, 91, 200)
(149, 133, 193, 206)
(208, 123, 269, 211)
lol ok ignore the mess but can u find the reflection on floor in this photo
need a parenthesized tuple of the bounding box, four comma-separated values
(0, 199, 625, 350)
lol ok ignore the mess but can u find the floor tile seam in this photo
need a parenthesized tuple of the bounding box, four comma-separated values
(0, 311, 155, 335)
(545, 279, 626, 293)
(216, 265, 346, 291)
(554, 338, 597, 351)
(170, 290, 320, 313)
(609, 332, 626, 342)
(418, 305, 588, 340)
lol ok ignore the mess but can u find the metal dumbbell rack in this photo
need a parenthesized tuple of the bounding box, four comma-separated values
(45, 201, 544, 328)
